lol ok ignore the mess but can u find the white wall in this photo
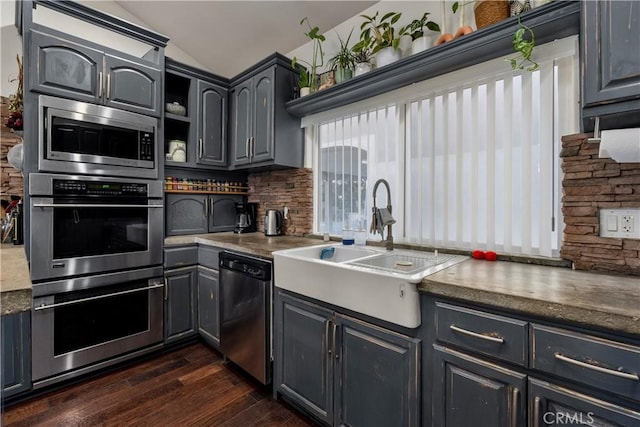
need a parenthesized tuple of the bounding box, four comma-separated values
(1, 0, 22, 97)
(285, 0, 475, 75)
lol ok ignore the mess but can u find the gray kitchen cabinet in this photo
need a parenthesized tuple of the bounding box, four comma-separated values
(197, 266, 220, 349)
(29, 29, 161, 117)
(230, 53, 302, 170)
(1, 311, 31, 398)
(164, 266, 198, 344)
(581, 0, 640, 131)
(431, 344, 527, 427)
(164, 60, 228, 170)
(529, 378, 640, 426)
(275, 290, 420, 427)
(165, 193, 242, 236)
(422, 295, 640, 427)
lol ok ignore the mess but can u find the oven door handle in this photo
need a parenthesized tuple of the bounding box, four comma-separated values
(33, 283, 165, 311)
(33, 203, 164, 208)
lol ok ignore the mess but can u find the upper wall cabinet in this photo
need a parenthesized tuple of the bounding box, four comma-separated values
(581, 0, 640, 131)
(230, 54, 303, 170)
(164, 60, 229, 170)
(29, 29, 162, 117)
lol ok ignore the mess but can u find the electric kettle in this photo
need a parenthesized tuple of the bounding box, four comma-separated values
(264, 209, 283, 236)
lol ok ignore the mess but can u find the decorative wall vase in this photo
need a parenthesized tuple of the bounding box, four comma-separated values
(354, 62, 372, 77)
(398, 35, 413, 58)
(375, 47, 402, 69)
(334, 67, 353, 84)
(411, 36, 434, 55)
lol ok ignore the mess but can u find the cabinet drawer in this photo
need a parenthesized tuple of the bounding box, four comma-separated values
(531, 324, 640, 400)
(164, 245, 198, 268)
(435, 302, 528, 366)
(198, 245, 221, 270)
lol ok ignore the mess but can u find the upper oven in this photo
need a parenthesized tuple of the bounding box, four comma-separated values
(39, 95, 158, 179)
(29, 173, 163, 282)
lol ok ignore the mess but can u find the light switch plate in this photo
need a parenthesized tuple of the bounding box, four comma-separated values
(599, 209, 640, 239)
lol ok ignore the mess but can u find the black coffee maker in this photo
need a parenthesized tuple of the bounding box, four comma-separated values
(234, 202, 257, 233)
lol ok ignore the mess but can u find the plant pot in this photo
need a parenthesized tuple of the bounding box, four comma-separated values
(474, 0, 510, 29)
(411, 36, 434, 55)
(300, 87, 311, 97)
(398, 35, 413, 58)
(354, 62, 372, 77)
(375, 46, 402, 69)
(334, 67, 353, 84)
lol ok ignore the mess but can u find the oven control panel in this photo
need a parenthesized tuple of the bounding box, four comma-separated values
(53, 179, 148, 196)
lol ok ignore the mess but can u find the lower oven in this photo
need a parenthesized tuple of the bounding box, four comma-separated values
(29, 173, 163, 281)
(32, 266, 164, 388)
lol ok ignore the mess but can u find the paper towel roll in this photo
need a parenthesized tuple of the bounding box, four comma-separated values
(598, 128, 640, 163)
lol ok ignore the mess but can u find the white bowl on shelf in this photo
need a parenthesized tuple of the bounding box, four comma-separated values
(165, 102, 186, 116)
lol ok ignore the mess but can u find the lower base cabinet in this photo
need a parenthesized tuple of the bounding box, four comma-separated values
(432, 344, 527, 427)
(1, 311, 31, 398)
(424, 295, 640, 427)
(275, 290, 420, 427)
(164, 266, 198, 344)
(197, 266, 220, 348)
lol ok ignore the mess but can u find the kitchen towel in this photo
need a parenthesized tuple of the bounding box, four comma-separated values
(598, 128, 640, 163)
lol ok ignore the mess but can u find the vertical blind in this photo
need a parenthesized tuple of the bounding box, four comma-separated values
(309, 37, 578, 258)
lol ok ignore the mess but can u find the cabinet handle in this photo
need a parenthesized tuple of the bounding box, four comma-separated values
(164, 278, 168, 301)
(250, 137, 255, 160)
(332, 322, 338, 359)
(449, 324, 505, 343)
(326, 320, 332, 357)
(198, 138, 203, 159)
(203, 197, 209, 218)
(554, 353, 639, 380)
(209, 198, 214, 221)
(98, 71, 104, 98)
(106, 72, 111, 99)
(533, 396, 540, 427)
(510, 388, 519, 427)
(245, 138, 250, 159)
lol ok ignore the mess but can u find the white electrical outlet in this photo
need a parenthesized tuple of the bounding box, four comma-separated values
(599, 209, 640, 239)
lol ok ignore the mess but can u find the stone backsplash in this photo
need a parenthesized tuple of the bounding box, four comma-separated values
(560, 133, 640, 275)
(248, 168, 313, 236)
(1, 97, 24, 199)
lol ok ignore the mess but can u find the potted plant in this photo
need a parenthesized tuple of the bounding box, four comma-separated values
(329, 30, 357, 84)
(402, 12, 441, 55)
(297, 68, 311, 97)
(452, 0, 509, 30)
(291, 17, 325, 94)
(507, 17, 538, 71)
(359, 11, 403, 69)
(351, 28, 374, 76)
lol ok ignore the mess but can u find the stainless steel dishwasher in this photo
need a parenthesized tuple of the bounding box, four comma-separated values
(219, 251, 272, 384)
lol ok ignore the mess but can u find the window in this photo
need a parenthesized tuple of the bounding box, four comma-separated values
(308, 37, 578, 258)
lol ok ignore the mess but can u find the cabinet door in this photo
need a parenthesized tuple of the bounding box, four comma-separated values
(582, 1, 640, 107)
(432, 344, 527, 427)
(104, 54, 162, 117)
(29, 30, 102, 103)
(197, 80, 227, 167)
(1, 311, 31, 398)
(208, 195, 241, 232)
(197, 266, 220, 348)
(275, 291, 333, 425)
(529, 378, 640, 426)
(335, 314, 420, 427)
(251, 68, 275, 164)
(164, 267, 198, 344)
(230, 82, 253, 166)
(165, 194, 208, 236)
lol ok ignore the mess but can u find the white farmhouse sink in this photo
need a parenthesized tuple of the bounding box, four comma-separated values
(273, 244, 468, 328)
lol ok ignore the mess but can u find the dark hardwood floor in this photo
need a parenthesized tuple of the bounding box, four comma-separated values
(1, 343, 316, 426)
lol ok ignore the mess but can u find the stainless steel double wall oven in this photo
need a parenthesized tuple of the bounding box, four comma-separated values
(29, 95, 164, 387)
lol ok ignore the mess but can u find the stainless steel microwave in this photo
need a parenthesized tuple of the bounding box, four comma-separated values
(38, 95, 158, 179)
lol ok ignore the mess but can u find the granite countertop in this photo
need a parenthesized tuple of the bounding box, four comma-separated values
(0, 244, 32, 315)
(420, 260, 640, 336)
(165, 231, 324, 258)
